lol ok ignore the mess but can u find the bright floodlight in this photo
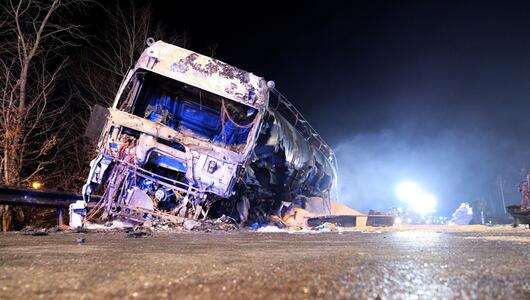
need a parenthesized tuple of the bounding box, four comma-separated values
(396, 182, 422, 201)
(395, 181, 436, 215)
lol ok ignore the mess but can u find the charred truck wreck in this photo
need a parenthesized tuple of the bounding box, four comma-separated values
(83, 40, 337, 226)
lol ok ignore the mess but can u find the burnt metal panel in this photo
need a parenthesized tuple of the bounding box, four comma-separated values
(84, 104, 109, 142)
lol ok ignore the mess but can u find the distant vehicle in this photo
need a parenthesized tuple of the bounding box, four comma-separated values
(83, 39, 337, 223)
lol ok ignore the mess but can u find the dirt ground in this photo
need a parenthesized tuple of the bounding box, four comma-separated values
(1, 225, 529, 299)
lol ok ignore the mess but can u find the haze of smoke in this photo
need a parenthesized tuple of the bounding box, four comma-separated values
(334, 128, 527, 215)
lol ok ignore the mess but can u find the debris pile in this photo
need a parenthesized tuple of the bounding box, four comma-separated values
(21, 226, 49, 236)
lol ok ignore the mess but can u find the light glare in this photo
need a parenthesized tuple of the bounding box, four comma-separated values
(395, 181, 436, 215)
(30, 181, 44, 189)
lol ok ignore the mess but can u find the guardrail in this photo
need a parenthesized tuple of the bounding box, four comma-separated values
(0, 186, 87, 226)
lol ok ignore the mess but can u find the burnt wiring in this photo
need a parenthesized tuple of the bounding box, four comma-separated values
(217, 99, 257, 145)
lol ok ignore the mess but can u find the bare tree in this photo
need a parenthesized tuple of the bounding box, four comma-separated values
(0, 0, 187, 231)
(75, 0, 188, 109)
(0, 0, 89, 231)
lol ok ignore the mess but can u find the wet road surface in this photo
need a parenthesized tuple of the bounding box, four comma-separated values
(0, 225, 529, 299)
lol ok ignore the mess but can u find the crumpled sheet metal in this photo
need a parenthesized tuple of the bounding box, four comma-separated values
(271, 110, 336, 179)
(136, 41, 269, 109)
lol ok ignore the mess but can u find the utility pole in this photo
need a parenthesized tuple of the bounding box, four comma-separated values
(498, 176, 507, 214)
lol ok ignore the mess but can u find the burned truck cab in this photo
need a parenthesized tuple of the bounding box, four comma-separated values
(83, 41, 272, 220)
(83, 40, 337, 225)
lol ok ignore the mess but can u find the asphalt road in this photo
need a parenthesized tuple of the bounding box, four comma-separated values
(0, 225, 529, 299)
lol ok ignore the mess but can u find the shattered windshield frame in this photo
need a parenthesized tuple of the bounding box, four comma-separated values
(116, 70, 259, 153)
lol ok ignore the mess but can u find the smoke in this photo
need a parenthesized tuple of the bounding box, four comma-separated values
(334, 126, 528, 215)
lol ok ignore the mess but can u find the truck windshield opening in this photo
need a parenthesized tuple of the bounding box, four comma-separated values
(118, 71, 258, 151)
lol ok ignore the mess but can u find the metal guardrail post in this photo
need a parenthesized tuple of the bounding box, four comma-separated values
(57, 208, 63, 226)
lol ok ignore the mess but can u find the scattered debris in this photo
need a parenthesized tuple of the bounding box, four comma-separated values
(21, 227, 48, 236)
(192, 215, 239, 232)
(257, 225, 288, 233)
(314, 222, 338, 233)
(49, 225, 68, 234)
(107, 220, 135, 229)
(183, 219, 200, 231)
(126, 227, 153, 238)
(31, 230, 48, 236)
(20, 226, 34, 234)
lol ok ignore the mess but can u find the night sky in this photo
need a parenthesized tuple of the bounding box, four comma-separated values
(148, 1, 530, 214)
